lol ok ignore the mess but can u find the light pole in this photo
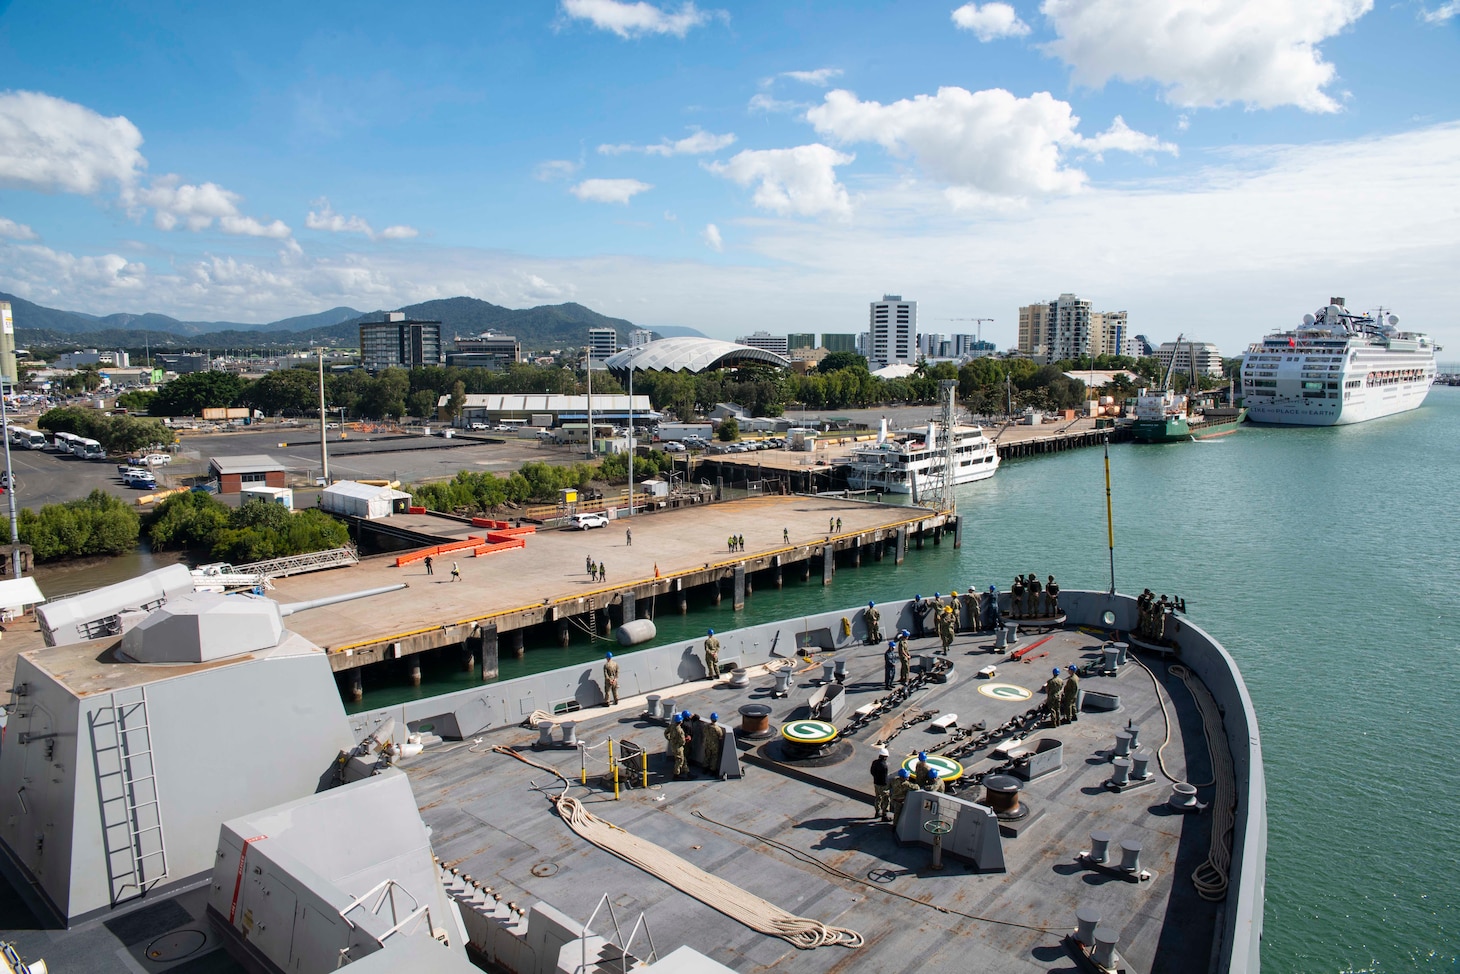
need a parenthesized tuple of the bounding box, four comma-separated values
(0, 390, 20, 578)
(317, 348, 329, 484)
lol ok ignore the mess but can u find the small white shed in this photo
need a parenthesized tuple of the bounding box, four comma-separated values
(240, 485, 294, 510)
(320, 481, 412, 520)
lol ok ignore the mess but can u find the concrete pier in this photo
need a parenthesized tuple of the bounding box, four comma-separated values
(257, 495, 954, 688)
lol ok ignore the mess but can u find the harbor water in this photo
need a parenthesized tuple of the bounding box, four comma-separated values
(350, 386, 1460, 973)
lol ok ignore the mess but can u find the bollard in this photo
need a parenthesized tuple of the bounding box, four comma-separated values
(1110, 756, 1131, 787)
(1102, 645, 1120, 672)
(1113, 731, 1133, 758)
(1119, 838, 1142, 874)
(661, 699, 677, 721)
(1074, 904, 1101, 946)
(1113, 641, 1129, 665)
(1005, 623, 1019, 645)
(1170, 781, 1199, 810)
(1131, 749, 1152, 780)
(821, 661, 837, 684)
(560, 721, 578, 747)
(833, 659, 847, 682)
(646, 694, 662, 719)
(1092, 927, 1119, 967)
(1125, 723, 1141, 750)
(995, 627, 1008, 649)
(729, 668, 749, 688)
(536, 721, 554, 748)
(1088, 830, 1111, 864)
(772, 669, 792, 696)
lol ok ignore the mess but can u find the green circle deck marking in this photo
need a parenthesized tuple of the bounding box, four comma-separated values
(978, 682, 1033, 701)
(901, 755, 964, 781)
(781, 720, 837, 744)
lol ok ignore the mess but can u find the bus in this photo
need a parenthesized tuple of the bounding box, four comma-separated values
(10, 427, 47, 450)
(73, 437, 106, 460)
(51, 431, 81, 453)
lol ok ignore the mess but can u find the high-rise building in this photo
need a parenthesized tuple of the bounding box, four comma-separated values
(448, 334, 520, 369)
(586, 327, 618, 366)
(1017, 302, 1051, 357)
(821, 333, 858, 353)
(0, 302, 15, 384)
(359, 312, 444, 372)
(918, 333, 948, 358)
(953, 335, 996, 358)
(868, 295, 917, 369)
(1128, 334, 1155, 358)
(787, 333, 815, 351)
(737, 331, 790, 356)
(1091, 311, 1128, 359)
(1155, 341, 1226, 379)
(629, 329, 655, 347)
(1040, 294, 1091, 364)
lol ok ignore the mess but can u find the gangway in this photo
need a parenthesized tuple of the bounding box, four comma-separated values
(221, 545, 359, 581)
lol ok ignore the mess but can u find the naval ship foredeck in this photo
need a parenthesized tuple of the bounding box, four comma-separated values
(404, 623, 1226, 974)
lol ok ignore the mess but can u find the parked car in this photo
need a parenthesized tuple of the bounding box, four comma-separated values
(571, 512, 609, 530)
(661, 441, 686, 453)
(469, 422, 488, 430)
(142, 453, 172, 466)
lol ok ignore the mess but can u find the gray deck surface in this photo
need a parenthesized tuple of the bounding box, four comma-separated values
(407, 624, 1222, 973)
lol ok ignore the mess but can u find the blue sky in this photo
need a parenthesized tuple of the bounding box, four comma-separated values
(0, 0, 1457, 354)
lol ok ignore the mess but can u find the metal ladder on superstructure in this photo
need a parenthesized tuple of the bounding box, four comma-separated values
(88, 686, 169, 905)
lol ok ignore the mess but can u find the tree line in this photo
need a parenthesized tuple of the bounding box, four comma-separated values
(115, 352, 1237, 425)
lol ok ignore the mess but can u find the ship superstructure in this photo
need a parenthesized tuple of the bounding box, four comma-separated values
(1241, 299, 1437, 426)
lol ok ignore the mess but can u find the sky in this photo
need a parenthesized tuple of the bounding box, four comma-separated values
(0, 0, 1457, 356)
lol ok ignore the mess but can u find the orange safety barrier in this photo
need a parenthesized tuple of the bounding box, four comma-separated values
(408, 505, 427, 514)
(472, 538, 526, 557)
(394, 536, 484, 567)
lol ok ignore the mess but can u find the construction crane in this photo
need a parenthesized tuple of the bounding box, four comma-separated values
(941, 317, 994, 345)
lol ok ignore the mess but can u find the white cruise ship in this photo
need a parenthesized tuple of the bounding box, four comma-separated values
(1241, 298, 1439, 426)
(844, 419, 999, 494)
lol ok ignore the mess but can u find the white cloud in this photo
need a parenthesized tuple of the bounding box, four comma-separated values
(534, 159, 581, 181)
(305, 197, 419, 241)
(599, 129, 736, 156)
(0, 218, 37, 240)
(781, 68, 843, 87)
(748, 93, 804, 114)
(1420, 0, 1459, 21)
(1075, 116, 1179, 160)
(0, 91, 145, 195)
(1040, 0, 1372, 113)
(570, 178, 654, 203)
(706, 144, 854, 217)
(808, 86, 1106, 197)
(125, 174, 293, 239)
(951, 3, 1031, 41)
(703, 223, 722, 251)
(560, 0, 719, 38)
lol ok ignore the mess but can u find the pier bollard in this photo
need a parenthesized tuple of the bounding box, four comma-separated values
(1110, 756, 1131, 787)
(1087, 830, 1111, 864)
(1131, 750, 1152, 781)
(535, 721, 554, 749)
(1092, 928, 1119, 967)
(646, 695, 662, 719)
(1113, 731, 1133, 759)
(1114, 641, 1129, 665)
(1118, 838, 1142, 874)
(1074, 905, 1101, 946)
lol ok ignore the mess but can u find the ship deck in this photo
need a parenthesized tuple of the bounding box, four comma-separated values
(405, 623, 1224, 974)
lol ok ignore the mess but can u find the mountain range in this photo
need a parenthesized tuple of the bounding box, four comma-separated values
(1, 293, 707, 352)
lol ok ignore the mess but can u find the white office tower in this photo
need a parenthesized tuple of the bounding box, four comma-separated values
(869, 295, 917, 370)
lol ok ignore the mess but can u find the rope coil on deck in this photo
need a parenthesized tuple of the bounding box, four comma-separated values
(494, 747, 864, 950)
(1169, 663, 1235, 902)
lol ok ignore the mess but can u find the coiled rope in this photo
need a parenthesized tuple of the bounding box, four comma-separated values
(494, 747, 864, 950)
(1127, 654, 1234, 900)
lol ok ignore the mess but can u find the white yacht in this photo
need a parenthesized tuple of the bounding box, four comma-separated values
(844, 419, 1000, 494)
(1241, 298, 1438, 426)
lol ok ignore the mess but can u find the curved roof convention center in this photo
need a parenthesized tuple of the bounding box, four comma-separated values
(605, 337, 790, 375)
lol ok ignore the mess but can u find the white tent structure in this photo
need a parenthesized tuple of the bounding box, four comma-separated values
(320, 481, 411, 520)
(0, 576, 45, 620)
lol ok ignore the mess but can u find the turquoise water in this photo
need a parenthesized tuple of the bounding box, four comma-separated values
(352, 387, 1460, 972)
